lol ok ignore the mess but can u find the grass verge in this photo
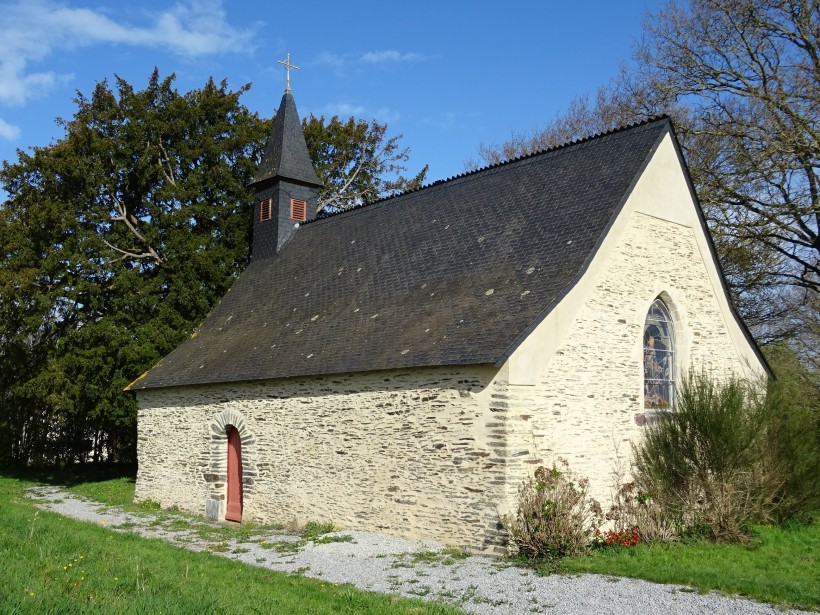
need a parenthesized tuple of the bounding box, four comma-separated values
(559, 523, 819, 611)
(8, 465, 818, 612)
(0, 475, 462, 614)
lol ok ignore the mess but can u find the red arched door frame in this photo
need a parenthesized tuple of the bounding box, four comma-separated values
(225, 426, 243, 522)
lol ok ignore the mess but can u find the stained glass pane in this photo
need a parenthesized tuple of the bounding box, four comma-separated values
(644, 298, 674, 409)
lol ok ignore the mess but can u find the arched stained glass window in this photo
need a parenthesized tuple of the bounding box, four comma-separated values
(644, 298, 674, 409)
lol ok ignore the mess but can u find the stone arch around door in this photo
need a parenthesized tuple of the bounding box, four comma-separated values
(205, 409, 257, 522)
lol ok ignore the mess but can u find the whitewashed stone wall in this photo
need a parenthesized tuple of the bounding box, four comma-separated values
(135, 135, 767, 552)
(136, 366, 516, 553)
(135, 210, 764, 552)
(523, 211, 764, 503)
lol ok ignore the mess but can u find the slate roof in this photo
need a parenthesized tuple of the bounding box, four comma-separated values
(130, 118, 678, 390)
(250, 90, 322, 188)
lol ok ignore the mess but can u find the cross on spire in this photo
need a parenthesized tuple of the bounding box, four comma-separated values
(278, 53, 299, 91)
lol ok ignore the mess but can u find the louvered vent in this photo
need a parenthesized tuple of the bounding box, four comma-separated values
(290, 198, 307, 222)
(260, 198, 272, 222)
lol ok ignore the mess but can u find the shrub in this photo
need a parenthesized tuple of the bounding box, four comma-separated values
(762, 345, 820, 520)
(632, 371, 794, 542)
(593, 527, 642, 549)
(506, 459, 601, 560)
(605, 481, 677, 543)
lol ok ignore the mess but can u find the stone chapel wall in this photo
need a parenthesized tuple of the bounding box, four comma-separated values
(516, 211, 765, 503)
(135, 365, 516, 553)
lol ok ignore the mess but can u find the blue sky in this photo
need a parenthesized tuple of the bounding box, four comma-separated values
(0, 0, 654, 188)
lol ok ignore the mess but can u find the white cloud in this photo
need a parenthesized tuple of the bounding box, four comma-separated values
(318, 103, 366, 117)
(313, 51, 345, 71)
(421, 111, 481, 131)
(314, 50, 431, 76)
(373, 107, 401, 124)
(360, 50, 425, 64)
(0, 118, 21, 140)
(0, 0, 256, 106)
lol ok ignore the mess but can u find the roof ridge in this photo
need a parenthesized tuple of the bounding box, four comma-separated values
(303, 115, 671, 227)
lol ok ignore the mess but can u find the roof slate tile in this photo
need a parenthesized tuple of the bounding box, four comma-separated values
(132, 118, 671, 390)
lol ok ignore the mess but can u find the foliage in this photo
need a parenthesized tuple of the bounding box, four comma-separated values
(0, 477, 462, 615)
(0, 70, 426, 467)
(304, 115, 428, 213)
(302, 520, 335, 539)
(604, 480, 678, 543)
(0, 70, 266, 466)
(631, 370, 817, 541)
(592, 527, 642, 549)
(467, 0, 819, 355)
(506, 459, 602, 560)
(762, 343, 820, 518)
(138, 498, 162, 512)
(560, 521, 820, 611)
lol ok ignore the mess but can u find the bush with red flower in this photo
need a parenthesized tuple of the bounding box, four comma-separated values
(593, 527, 642, 549)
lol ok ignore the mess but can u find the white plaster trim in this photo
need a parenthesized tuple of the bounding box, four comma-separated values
(505, 132, 766, 386)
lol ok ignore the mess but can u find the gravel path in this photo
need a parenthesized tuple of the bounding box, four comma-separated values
(27, 486, 812, 615)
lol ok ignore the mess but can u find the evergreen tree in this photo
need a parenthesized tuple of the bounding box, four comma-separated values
(0, 70, 425, 465)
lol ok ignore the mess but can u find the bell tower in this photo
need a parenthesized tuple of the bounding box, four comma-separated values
(248, 54, 322, 259)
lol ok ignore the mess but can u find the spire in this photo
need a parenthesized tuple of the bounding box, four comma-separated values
(250, 89, 322, 189)
(249, 65, 322, 259)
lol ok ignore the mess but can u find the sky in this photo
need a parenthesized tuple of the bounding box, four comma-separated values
(0, 0, 656, 193)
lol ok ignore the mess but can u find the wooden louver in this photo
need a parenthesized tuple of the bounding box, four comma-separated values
(260, 198, 272, 222)
(290, 198, 307, 222)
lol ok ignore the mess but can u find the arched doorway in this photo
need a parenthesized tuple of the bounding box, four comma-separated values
(225, 425, 243, 522)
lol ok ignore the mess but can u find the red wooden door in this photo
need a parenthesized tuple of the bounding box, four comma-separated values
(225, 426, 243, 522)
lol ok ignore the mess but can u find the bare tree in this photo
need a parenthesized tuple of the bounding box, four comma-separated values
(640, 0, 819, 296)
(303, 115, 428, 214)
(467, 0, 819, 349)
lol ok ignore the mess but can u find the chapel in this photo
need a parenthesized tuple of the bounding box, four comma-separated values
(129, 69, 768, 553)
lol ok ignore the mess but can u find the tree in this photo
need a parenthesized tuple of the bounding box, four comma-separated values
(0, 70, 427, 466)
(304, 115, 428, 213)
(467, 0, 819, 353)
(641, 0, 818, 292)
(0, 70, 267, 464)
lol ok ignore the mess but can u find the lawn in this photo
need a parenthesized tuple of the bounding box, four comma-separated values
(0, 473, 463, 614)
(560, 524, 819, 611)
(4, 467, 818, 613)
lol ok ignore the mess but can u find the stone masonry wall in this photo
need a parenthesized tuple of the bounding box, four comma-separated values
(527, 211, 763, 503)
(136, 365, 513, 553)
(135, 211, 765, 551)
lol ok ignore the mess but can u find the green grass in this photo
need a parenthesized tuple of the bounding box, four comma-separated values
(65, 476, 138, 508)
(559, 523, 820, 611)
(0, 475, 463, 614)
(8, 464, 819, 612)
